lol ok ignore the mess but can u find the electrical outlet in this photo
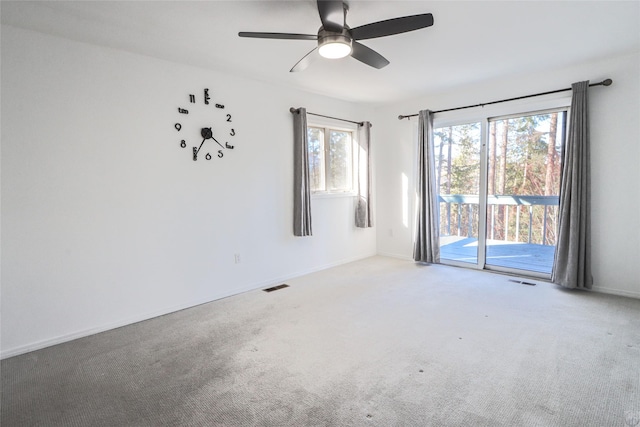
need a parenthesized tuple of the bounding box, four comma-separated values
(234, 254, 241, 264)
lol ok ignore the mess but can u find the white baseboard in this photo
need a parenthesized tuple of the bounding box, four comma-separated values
(264, 252, 377, 287)
(590, 285, 640, 299)
(1, 298, 227, 360)
(1, 252, 377, 360)
(376, 251, 413, 261)
(377, 253, 640, 300)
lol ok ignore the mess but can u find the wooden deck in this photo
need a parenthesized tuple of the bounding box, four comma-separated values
(439, 236, 556, 274)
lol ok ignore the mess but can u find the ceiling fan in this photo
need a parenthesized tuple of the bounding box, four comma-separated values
(238, 0, 434, 72)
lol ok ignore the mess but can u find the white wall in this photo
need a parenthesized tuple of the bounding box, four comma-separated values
(1, 26, 376, 358)
(374, 51, 640, 298)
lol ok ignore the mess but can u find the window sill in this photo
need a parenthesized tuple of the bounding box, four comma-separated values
(312, 191, 357, 199)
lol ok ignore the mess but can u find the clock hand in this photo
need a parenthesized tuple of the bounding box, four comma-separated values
(211, 136, 225, 150)
(195, 138, 206, 156)
(201, 127, 225, 150)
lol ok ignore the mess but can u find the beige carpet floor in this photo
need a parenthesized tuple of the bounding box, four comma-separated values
(2, 256, 640, 426)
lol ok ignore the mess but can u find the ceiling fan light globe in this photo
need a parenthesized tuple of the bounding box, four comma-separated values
(319, 41, 352, 59)
(317, 30, 353, 59)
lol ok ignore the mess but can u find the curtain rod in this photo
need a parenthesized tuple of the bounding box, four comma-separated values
(397, 78, 613, 120)
(289, 107, 369, 127)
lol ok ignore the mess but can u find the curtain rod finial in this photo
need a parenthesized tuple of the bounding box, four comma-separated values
(289, 107, 299, 114)
(602, 78, 613, 86)
(398, 115, 405, 120)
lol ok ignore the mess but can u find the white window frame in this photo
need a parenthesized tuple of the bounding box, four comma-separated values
(307, 116, 358, 197)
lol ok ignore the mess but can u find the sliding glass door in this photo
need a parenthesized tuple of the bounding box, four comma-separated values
(485, 112, 566, 274)
(434, 123, 482, 266)
(434, 109, 566, 277)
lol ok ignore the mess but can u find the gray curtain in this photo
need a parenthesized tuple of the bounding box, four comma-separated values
(552, 81, 592, 289)
(355, 121, 373, 228)
(413, 110, 440, 263)
(292, 107, 312, 236)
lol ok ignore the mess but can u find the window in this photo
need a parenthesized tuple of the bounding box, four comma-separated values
(307, 125, 355, 193)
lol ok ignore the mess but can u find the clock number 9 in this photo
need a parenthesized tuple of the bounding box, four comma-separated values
(175, 123, 182, 131)
(226, 114, 232, 122)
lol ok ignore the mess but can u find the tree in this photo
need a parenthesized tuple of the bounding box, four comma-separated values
(544, 113, 560, 245)
(446, 123, 480, 237)
(488, 121, 497, 196)
(494, 120, 509, 240)
(544, 113, 558, 196)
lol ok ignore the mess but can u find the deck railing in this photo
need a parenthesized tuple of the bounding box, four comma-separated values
(439, 194, 560, 245)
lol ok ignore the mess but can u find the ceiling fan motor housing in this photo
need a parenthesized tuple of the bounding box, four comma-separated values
(317, 28, 353, 58)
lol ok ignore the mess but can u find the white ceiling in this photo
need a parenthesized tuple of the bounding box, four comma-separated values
(2, 1, 639, 104)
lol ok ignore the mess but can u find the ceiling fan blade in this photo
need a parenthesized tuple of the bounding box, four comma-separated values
(351, 42, 389, 69)
(317, 0, 345, 32)
(238, 32, 317, 41)
(290, 47, 320, 72)
(351, 13, 434, 40)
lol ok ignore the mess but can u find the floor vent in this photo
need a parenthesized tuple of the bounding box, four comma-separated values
(263, 284, 289, 293)
(508, 279, 537, 286)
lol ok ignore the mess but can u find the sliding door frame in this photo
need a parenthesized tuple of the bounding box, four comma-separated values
(432, 95, 572, 278)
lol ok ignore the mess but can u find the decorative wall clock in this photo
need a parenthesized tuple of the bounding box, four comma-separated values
(174, 88, 236, 161)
